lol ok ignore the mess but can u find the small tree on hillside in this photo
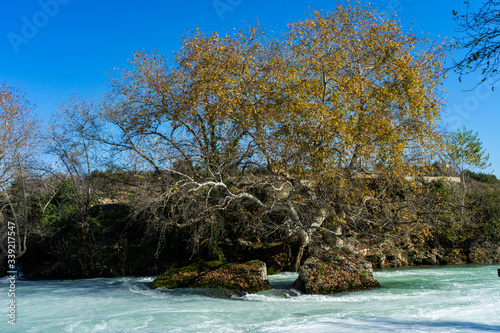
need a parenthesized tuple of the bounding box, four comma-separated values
(446, 126, 491, 223)
(44, 95, 102, 234)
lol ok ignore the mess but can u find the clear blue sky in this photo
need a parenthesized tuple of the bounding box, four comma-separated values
(1, 0, 498, 176)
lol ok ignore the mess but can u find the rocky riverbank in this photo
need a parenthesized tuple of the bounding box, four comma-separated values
(4, 232, 499, 296)
(342, 237, 500, 268)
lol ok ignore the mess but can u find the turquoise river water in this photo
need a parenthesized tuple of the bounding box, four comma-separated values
(1, 264, 499, 332)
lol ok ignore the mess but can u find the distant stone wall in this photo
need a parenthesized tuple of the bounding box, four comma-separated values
(353, 173, 461, 183)
(404, 176, 460, 183)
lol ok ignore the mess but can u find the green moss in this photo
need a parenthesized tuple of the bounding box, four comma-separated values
(199, 260, 225, 270)
(267, 267, 282, 275)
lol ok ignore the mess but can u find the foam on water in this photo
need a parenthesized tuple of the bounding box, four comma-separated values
(1, 265, 499, 332)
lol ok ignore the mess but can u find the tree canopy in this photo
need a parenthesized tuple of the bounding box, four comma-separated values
(447, 126, 491, 176)
(101, 3, 446, 181)
(452, 0, 500, 88)
(0, 84, 36, 189)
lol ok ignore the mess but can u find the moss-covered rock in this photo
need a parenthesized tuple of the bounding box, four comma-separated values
(293, 249, 381, 294)
(153, 260, 271, 293)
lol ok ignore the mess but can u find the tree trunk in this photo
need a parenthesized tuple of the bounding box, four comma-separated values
(294, 244, 306, 272)
(460, 171, 466, 225)
(293, 208, 328, 271)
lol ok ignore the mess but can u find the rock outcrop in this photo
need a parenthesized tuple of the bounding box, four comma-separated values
(469, 241, 500, 264)
(293, 249, 381, 294)
(153, 260, 271, 293)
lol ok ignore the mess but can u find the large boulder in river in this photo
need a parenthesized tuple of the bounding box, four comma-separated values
(293, 249, 381, 294)
(153, 260, 271, 293)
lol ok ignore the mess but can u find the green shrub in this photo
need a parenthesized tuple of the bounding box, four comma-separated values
(466, 171, 499, 184)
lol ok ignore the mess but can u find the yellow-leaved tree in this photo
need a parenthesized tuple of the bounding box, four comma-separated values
(96, 3, 446, 267)
(281, 4, 445, 179)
